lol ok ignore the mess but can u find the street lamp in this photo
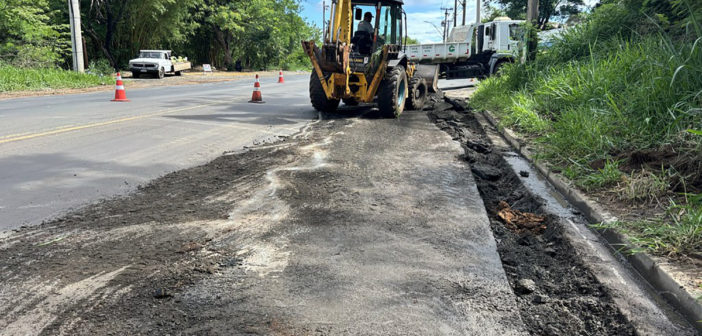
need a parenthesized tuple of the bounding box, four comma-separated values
(424, 21, 444, 40)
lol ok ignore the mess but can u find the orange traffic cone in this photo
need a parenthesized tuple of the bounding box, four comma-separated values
(277, 70, 285, 84)
(111, 73, 130, 102)
(249, 74, 265, 103)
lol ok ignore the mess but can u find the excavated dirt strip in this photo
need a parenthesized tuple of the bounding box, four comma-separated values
(427, 98, 639, 335)
(1, 105, 527, 335)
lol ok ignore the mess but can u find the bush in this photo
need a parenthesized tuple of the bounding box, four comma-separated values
(87, 59, 114, 76)
(0, 0, 70, 68)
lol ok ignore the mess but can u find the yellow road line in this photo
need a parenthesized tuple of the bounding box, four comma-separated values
(0, 130, 39, 140)
(0, 100, 235, 145)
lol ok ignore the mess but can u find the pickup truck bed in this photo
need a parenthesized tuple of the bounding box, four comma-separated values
(173, 62, 191, 72)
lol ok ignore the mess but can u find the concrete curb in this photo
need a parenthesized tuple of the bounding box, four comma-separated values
(480, 110, 702, 333)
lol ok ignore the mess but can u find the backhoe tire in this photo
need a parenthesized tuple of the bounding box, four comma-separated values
(407, 76, 427, 111)
(309, 71, 340, 113)
(342, 98, 359, 106)
(378, 65, 408, 118)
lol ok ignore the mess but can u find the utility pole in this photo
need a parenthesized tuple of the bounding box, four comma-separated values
(475, 0, 481, 24)
(322, 1, 327, 42)
(462, 0, 467, 25)
(68, 0, 84, 73)
(454, 0, 458, 27)
(440, 7, 453, 42)
(526, 0, 539, 61)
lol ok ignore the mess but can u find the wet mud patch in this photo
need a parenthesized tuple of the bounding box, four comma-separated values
(427, 97, 636, 335)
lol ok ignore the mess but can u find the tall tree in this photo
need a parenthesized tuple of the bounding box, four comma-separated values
(188, 0, 318, 70)
(4, 0, 317, 70)
(0, 0, 69, 67)
(79, 0, 200, 67)
(485, 0, 585, 29)
(80, 0, 130, 66)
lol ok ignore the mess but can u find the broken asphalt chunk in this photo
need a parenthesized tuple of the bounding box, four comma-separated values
(516, 279, 536, 294)
(471, 163, 501, 181)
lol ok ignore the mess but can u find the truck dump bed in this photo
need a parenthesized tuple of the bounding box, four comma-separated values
(407, 42, 472, 63)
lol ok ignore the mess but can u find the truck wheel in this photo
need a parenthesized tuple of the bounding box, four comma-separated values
(309, 71, 339, 113)
(407, 76, 427, 110)
(175, 71, 182, 76)
(492, 61, 508, 76)
(342, 98, 359, 106)
(158, 67, 165, 79)
(378, 65, 408, 118)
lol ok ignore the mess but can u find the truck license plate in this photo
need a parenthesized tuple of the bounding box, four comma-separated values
(140, 69, 147, 72)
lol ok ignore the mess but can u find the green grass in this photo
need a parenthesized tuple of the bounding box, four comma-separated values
(596, 193, 702, 256)
(474, 36, 702, 166)
(578, 160, 624, 192)
(471, 3, 702, 181)
(471, 2, 702, 256)
(0, 63, 107, 92)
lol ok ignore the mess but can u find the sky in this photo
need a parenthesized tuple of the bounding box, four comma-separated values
(300, 0, 599, 43)
(301, 0, 476, 43)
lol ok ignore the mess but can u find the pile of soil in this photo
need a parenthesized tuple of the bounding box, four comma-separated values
(590, 143, 702, 193)
(427, 97, 637, 335)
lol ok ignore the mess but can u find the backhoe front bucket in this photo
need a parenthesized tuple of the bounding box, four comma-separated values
(415, 64, 440, 93)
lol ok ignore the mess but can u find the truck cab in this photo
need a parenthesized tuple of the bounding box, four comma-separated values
(478, 18, 523, 56)
(407, 17, 524, 78)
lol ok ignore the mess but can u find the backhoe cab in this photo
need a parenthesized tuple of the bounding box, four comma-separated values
(302, 0, 439, 117)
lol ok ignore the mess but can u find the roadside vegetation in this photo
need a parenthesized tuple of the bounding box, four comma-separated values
(0, 0, 317, 92)
(0, 62, 107, 92)
(471, 0, 702, 257)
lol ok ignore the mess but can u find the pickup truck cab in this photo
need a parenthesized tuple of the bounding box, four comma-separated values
(129, 50, 191, 79)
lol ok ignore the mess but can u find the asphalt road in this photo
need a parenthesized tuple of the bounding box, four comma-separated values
(0, 74, 316, 231)
(0, 104, 528, 335)
(0, 78, 686, 335)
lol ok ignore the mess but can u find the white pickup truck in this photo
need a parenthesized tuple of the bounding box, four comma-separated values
(129, 50, 192, 79)
(407, 17, 524, 78)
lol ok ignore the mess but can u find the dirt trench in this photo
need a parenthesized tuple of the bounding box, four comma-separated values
(427, 97, 637, 335)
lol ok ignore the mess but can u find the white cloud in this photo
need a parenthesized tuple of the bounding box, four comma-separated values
(406, 11, 446, 43)
(402, 0, 445, 7)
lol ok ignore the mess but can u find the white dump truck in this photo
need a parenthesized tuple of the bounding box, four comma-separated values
(129, 50, 192, 79)
(407, 17, 524, 78)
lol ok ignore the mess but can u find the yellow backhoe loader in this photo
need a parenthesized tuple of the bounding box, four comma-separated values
(302, 0, 439, 118)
